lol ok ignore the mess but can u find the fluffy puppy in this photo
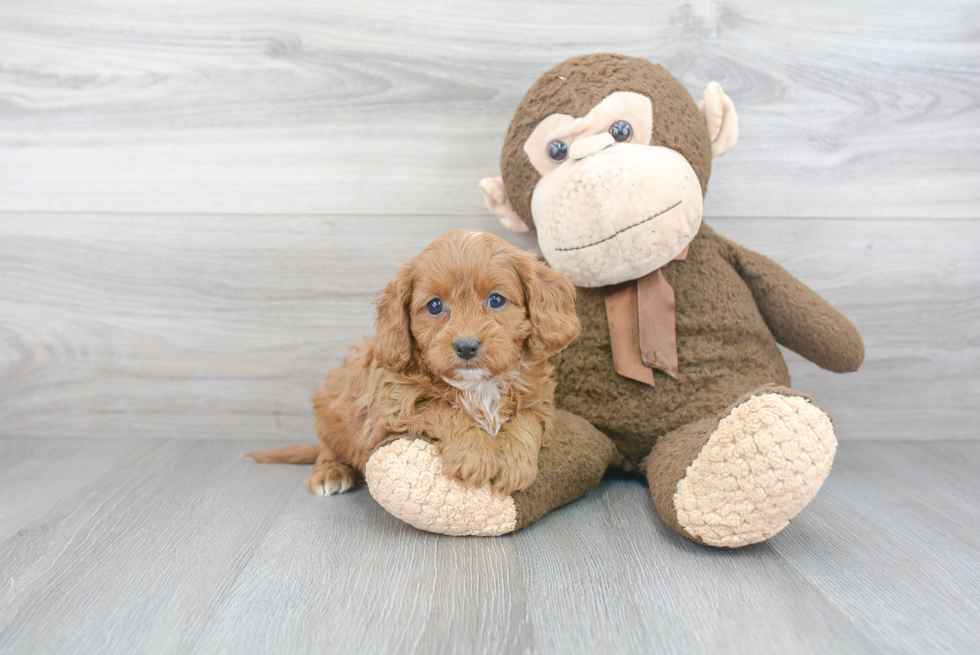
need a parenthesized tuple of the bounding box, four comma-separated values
(246, 229, 580, 497)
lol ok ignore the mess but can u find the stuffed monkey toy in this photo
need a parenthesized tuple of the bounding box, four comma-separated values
(364, 54, 864, 547)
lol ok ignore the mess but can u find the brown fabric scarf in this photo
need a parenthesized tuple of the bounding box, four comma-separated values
(603, 246, 688, 386)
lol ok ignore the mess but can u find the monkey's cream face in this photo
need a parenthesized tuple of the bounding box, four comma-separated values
(523, 92, 703, 288)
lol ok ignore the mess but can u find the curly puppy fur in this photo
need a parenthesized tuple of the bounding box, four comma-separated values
(246, 229, 580, 497)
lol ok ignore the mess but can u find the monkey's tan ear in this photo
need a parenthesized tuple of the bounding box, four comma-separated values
(698, 82, 738, 158)
(479, 177, 530, 233)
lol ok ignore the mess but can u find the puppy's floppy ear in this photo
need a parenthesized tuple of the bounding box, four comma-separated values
(520, 255, 581, 358)
(373, 263, 415, 371)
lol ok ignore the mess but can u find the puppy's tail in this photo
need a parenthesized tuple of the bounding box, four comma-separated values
(243, 444, 320, 464)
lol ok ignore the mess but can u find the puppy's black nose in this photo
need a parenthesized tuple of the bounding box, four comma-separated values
(454, 338, 481, 361)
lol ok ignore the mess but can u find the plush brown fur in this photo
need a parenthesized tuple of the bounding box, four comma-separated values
(474, 54, 863, 543)
(553, 223, 863, 470)
(246, 229, 580, 497)
(501, 53, 713, 229)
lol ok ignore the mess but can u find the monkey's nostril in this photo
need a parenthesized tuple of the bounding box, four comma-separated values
(453, 338, 481, 361)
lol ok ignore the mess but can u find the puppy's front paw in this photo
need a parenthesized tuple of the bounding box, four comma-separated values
(438, 437, 499, 490)
(306, 461, 357, 496)
(491, 439, 538, 496)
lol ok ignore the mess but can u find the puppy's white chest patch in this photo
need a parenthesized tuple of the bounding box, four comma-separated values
(443, 370, 508, 436)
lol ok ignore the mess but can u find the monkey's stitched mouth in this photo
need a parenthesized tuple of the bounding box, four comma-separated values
(554, 201, 682, 252)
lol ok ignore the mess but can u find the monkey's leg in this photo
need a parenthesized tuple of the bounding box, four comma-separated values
(364, 410, 617, 536)
(645, 384, 837, 548)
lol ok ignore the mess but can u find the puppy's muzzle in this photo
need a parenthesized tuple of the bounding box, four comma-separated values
(454, 338, 481, 361)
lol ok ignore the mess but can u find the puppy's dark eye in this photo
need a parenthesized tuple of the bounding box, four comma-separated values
(487, 293, 506, 309)
(426, 298, 443, 315)
(548, 140, 568, 162)
(609, 121, 632, 143)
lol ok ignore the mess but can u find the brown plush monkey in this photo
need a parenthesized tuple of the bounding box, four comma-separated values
(365, 54, 864, 547)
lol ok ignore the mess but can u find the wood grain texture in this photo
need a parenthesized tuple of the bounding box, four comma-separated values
(773, 441, 980, 654)
(1, 0, 977, 218)
(2, 214, 976, 441)
(0, 438, 977, 654)
(711, 218, 980, 442)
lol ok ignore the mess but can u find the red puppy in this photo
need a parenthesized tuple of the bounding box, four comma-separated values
(247, 229, 580, 497)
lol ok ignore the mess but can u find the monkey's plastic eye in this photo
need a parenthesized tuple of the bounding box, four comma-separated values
(609, 121, 632, 142)
(487, 293, 506, 309)
(548, 140, 568, 162)
(426, 298, 443, 315)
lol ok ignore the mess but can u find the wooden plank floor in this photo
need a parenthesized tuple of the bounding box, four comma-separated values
(0, 438, 977, 654)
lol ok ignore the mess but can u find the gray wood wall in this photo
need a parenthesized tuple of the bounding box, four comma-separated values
(1, 0, 978, 441)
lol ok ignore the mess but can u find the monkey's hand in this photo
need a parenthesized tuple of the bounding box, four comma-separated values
(729, 241, 864, 373)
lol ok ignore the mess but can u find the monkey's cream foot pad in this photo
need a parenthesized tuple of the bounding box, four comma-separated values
(674, 393, 837, 548)
(365, 439, 517, 536)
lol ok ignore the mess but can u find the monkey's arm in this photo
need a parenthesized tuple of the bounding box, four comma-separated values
(728, 242, 864, 373)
